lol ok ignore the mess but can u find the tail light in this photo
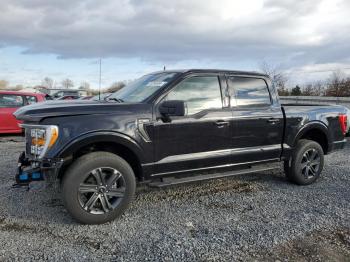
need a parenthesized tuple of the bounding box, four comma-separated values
(338, 114, 347, 135)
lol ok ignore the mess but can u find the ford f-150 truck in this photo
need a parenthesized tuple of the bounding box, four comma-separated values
(14, 69, 348, 224)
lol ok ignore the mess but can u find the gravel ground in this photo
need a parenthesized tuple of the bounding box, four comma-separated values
(0, 135, 349, 261)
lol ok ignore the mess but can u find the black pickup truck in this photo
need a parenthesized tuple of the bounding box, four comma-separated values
(14, 69, 348, 224)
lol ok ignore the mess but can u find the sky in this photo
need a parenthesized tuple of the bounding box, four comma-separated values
(0, 0, 350, 89)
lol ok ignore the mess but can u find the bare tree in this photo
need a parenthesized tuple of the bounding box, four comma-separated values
(79, 81, 90, 90)
(302, 84, 313, 96)
(277, 86, 290, 96)
(42, 77, 54, 89)
(107, 81, 126, 93)
(325, 70, 350, 97)
(259, 61, 288, 94)
(298, 80, 326, 96)
(61, 78, 74, 89)
(0, 80, 9, 90)
(311, 80, 325, 96)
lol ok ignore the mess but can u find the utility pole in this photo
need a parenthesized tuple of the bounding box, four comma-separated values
(99, 58, 102, 100)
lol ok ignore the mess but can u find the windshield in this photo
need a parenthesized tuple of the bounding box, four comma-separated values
(108, 72, 179, 102)
(92, 93, 111, 101)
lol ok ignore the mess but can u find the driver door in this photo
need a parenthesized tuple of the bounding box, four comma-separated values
(151, 74, 234, 176)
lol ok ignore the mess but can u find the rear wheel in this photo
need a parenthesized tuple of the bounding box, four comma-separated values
(62, 152, 136, 224)
(284, 139, 324, 185)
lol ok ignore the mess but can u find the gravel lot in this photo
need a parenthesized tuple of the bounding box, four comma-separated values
(0, 135, 349, 261)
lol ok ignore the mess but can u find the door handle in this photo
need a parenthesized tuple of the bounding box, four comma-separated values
(214, 120, 229, 128)
(267, 118, 280, 124)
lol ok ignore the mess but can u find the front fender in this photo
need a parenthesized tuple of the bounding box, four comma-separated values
(56, 131, 145, 163)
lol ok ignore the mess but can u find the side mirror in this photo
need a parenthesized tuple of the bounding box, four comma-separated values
(159, 100, 185, 118)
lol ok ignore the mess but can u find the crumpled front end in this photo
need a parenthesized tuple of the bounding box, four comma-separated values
(15, 151, 64, 187)
(14, 124, 64, 187)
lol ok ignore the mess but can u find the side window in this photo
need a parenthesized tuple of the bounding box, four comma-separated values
(0, 95, 24, 108)
(164, 76, 222, 115)
(25, 96, 37, 105)
(228, 77, 271, 107)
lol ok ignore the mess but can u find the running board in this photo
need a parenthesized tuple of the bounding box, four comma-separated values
(148, 162, 280, 188)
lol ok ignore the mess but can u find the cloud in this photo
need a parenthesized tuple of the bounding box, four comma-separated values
(0, 0, 349, 69)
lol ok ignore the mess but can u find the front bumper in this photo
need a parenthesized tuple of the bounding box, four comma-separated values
(15, 152, 64, 186)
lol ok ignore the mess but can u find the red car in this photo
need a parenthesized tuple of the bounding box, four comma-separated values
(0, 91, 46, 134)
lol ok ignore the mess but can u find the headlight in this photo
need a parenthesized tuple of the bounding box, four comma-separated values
(21, 125, 59, 159)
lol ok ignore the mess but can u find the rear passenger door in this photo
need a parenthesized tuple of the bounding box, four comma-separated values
(227, 76, 284, 164)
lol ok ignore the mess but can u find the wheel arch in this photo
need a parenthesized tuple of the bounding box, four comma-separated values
(294, 121, 330, 154)
(57, 132, 145, 180)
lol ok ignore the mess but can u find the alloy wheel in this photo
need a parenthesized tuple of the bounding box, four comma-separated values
(78, 167, 126, 214)
(301, 148, 321, 179)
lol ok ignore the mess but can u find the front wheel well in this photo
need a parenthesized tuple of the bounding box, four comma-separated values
(299, 129, 328, 154)
(59, 142, 143, 181)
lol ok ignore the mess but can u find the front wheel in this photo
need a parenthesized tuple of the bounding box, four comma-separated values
(284, 139, 324, 185)
(62, 152, 136, 224)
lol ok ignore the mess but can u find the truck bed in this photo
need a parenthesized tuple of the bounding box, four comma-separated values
(282, 103, 348, 153)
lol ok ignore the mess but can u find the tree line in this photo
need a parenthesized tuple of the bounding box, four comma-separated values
(0, 76, 126, 95)
(2, 64, 350, 97)
(260, 62, 350, 97)
(277, 71, 350, 97)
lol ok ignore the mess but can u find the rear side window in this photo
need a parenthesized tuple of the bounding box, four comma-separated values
(25, 96, 38, 105)
(164, 76, 222, 115)
(0, 95, 24, 108)
(228, 77, 271, 107)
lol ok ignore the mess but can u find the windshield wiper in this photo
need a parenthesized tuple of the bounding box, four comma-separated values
(106, 97, 124, 103)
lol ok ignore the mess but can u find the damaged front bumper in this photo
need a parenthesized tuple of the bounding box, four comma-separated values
(14, 151, 64, 187)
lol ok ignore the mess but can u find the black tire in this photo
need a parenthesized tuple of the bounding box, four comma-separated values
(62, 152, 136, 224)
(284, 139, 324, 185)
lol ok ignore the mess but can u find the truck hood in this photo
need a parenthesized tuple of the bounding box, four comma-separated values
(14, 100, 146, 122)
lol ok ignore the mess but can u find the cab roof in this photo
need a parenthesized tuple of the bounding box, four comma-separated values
(151, 69, 268, 78)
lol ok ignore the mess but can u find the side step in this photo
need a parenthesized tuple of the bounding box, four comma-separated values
(148, 162, 280, 188)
